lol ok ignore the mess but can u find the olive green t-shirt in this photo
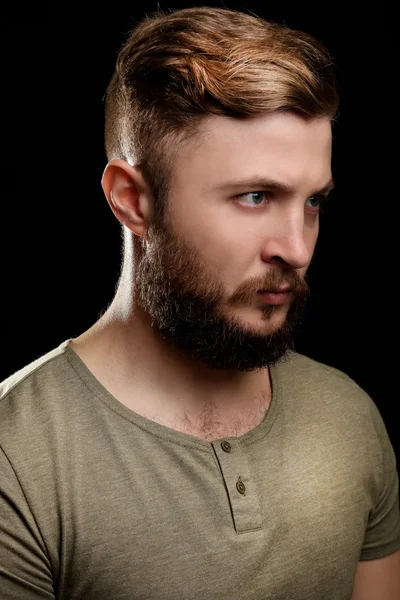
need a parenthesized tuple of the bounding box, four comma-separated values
(1, 339, 399, 600)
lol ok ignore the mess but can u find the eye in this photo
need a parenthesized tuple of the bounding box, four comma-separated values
(305, 194, 330, 213)
(234, 191, 270, 208)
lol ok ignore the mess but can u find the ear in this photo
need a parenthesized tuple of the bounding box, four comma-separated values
(101, 159, 154, 238)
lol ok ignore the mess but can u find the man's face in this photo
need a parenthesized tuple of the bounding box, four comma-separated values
(135, 112, 333, 371)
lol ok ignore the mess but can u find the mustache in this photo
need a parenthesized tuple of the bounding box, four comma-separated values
(229, 269, 309, 306)
(261, 269, 309, 294)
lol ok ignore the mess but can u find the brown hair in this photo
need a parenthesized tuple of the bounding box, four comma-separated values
(105, 5, 338, 232)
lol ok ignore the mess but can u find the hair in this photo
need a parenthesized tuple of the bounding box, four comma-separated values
(104, 5, 339, 258)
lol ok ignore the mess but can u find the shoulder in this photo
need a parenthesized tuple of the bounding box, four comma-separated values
(276, 351, 397, 502)
(275, 350, 386, 440)
(0, 339, 73, 432)
(277, 349, 369, 400)
(0, 339, 72, 397)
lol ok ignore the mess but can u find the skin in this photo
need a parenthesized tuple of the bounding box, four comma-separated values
(69, 111, 333, 440)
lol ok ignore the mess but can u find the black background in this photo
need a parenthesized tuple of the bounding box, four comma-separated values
(1, 3, 397, 459)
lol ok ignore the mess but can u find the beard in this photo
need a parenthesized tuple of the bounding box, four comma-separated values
(133, 213, 310, 372)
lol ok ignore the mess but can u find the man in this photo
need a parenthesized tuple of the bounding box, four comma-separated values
(1, 6, 399, 599)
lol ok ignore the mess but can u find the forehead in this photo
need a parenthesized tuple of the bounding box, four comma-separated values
(171, 112, 332, 195)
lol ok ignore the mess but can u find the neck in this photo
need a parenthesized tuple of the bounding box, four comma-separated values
(68, 303, 272, 439)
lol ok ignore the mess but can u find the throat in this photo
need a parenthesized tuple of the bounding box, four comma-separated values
(162, 390, 272, 441)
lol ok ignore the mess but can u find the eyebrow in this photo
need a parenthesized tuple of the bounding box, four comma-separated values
(212, 176, 335, 195)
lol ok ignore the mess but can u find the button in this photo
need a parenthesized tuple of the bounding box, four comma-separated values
(221, 440, 231, 453)
(236, 477, 246, 495)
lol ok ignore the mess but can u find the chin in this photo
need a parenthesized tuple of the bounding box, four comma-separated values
(259, 316, 287, 333)
(232, 309, 287, 335)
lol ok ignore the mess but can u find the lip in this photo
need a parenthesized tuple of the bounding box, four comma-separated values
(257, 286, 292, 294)
(257, 290, 291, 305)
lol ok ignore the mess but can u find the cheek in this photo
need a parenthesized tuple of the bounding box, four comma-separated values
(168, 195, 259, 281)
(196, 227, 253, 290)
(174, 204, 232, 259)
(210, 233, 258, 293)
(204, 236, 248, 277)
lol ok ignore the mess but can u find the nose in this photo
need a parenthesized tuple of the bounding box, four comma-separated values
(260, 211, 317, 270)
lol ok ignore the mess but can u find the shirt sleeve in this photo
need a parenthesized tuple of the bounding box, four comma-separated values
(359, 399, 400, 560)
(0, 446, 55, 599)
